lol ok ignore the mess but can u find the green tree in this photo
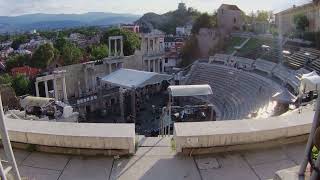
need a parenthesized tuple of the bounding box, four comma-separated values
(90, 44, 108, 60)
(294, 14, 309, 32)
(11, 74, 31, 96)
(0, 74, 13, 85)
(191, 13, 215, 34)
(102, 28, 141, 56)
(54, 37, 68, 51)
(31, 43, 55, 69)
(256, 10, 269, 22)
(61, 42, 83, 65)
(6, 54, 31, 71)
(180, 35, 200, 67)
(11, 35, 29, 50)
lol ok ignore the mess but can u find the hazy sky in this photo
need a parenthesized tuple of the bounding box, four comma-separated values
(0, 0, 311, 16)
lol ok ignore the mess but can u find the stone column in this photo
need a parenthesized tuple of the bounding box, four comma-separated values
(158, 59, 161, 73)
(115, 39, 118, 57)
(53, 78, 58, 101)
(162, 59, 165, 73)
(153, 59, 156, 72)
(120, 38, 124, 57)
(147, 38, 150, 55)
(147, 60, 150, 72)
(109, 63, 112, 74)
(131, 89, 136, 122)
(84, 68, 89, 93)
(108, 39, 111, 57)
(119, 87, 125, 122)
(62, 76, 68, 102)
(44, 81, 49, 98)
(35, 82, 40, 97)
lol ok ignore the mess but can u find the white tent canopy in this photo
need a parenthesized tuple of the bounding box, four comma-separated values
(168, 85, 213, 97)
(300, 71, 320, 93)
(101, 68, 172, 89)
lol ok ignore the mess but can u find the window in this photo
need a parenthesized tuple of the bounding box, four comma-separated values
(165, 58, 168, 63)
(234, 17, 237, 24)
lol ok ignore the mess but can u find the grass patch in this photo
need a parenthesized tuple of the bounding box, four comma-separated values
(26, 144, 36, 152)
(225, 37, 246, 54)
(170, 138, 176, 151)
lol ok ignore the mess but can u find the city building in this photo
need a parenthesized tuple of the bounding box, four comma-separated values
(120, 24, 140, 33)
(275, 2, 320, 35)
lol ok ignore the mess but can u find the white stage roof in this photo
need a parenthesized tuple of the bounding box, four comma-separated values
(168, 85, 213, 97)
(101, 69, 172, 89)
(300, 71, 320, 92)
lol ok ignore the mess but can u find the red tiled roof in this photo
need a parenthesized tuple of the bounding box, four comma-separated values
(11, 66, 41, 78)
(220, 4, 241, 11)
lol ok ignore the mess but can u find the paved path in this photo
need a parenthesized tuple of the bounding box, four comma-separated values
(1, 138, 306, 180)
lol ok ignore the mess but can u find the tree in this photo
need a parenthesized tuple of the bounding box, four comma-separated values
(11, 35, 29, 50)
(31, 43, 55, 69)
(256, 10, 269, 22)
(102, 28, 141, 56)
(6, 54, 31, 71)
(191, 13, 215, 34)
(180, 35, 200, 67)
(54, 37, 68, 51)
(11, 74, 31, 96)
(90, 44, 108, 60)
(0, 74, 13, 85)
(294, 14, 309, 32)
(61, 42, 83, 65)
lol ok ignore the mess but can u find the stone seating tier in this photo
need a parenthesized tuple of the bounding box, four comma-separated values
(186, 63, 283, 120)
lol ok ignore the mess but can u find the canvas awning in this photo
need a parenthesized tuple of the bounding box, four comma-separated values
(168, 85, 213, 97)
(300, 71, 320, 93)
(101, 68, 173, 89)
(20, 96, 55, 109)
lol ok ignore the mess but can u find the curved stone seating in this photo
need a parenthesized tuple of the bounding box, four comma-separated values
(5, 118, 135, 155)
(186, 63, 283, 120)
(174, 107, 314, 154)
(254, 58, 277, 74)
(309, 59, 320, 74)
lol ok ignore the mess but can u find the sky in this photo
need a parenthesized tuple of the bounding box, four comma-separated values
(0, 0, 312, 16)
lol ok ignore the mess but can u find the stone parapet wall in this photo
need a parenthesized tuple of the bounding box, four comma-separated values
(5, 118, 135, 155)
(174, 108, 314, 154)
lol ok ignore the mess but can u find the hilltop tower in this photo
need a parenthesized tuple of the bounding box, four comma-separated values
(178, 1, 187, 11)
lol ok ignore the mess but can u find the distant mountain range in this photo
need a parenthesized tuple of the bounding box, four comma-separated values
(0, 12, 141, 33)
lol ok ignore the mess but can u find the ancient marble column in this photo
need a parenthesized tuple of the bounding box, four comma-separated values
(62, 76, 68, 102)
(35, 82, 40, 97)
(44, 81, 49, 98)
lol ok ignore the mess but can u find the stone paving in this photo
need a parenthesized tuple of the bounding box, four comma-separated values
(1, 138, 306, 180)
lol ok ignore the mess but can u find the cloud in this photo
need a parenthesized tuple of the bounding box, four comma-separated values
(0, 0, 312, 16)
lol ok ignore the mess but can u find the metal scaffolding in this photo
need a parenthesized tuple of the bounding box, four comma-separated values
(0, 95, 21, 180)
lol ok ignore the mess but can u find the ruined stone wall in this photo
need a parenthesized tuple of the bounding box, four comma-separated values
(123, 51, 144, 71)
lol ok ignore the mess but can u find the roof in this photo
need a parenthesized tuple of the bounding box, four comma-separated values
(11, 66, 41, 77)
(275, 2, 314, 15)
(168, 85, 213, 97)
(219, 4, 241, 11)
(101, 69, 172, 89)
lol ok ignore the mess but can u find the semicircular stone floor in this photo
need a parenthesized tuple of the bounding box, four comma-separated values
(1, 137, 306, 180)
